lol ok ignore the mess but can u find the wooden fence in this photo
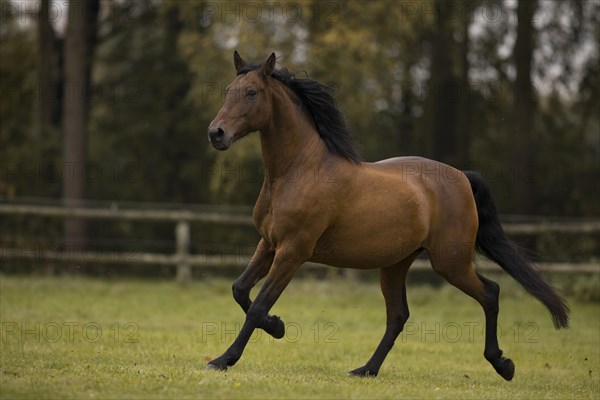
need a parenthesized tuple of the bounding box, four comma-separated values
(1, 202, 598, 285)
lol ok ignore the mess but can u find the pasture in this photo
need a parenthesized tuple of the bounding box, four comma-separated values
(0, 274, 598, 399)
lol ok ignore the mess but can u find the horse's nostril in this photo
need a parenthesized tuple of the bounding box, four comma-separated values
(209, 127, 225, 142)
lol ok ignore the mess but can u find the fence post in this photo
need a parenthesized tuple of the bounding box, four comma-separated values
(175, 220, 191, 286)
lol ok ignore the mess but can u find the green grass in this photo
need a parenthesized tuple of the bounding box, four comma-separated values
(0, 274, 598, 399)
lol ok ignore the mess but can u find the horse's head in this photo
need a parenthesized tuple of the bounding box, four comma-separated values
(208, 51, 277, 150)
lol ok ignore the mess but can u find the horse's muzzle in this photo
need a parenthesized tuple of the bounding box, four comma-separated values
(208, 127, 229, 150)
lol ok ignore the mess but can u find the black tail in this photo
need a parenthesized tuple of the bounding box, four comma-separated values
(464, 171, 569, 329)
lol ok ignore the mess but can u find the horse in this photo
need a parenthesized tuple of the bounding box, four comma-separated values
(204, 51, 569, 380)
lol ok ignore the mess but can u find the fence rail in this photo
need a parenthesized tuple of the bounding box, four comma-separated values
(1, 202, 598, 284)
(0, 203, 253, 225)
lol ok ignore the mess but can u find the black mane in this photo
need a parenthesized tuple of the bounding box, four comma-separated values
(237, 63, 362, 164)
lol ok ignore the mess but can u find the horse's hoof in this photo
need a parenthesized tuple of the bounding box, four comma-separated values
(495, 358, 515, 381)
(264, 315, 285, 339)
(349, 366, 378, 377)
(205, 362, 227, 372)
(272, 316, 285, 339)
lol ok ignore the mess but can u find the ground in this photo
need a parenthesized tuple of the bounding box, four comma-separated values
(0, 274, 598, 399)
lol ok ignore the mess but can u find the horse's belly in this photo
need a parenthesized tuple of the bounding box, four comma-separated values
(309, 219, 425, 269)
(307, 167, 430, 268)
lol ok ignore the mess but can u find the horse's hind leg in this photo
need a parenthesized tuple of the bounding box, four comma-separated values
(231, 239, 284, 339)
(476, 272, 515, 380)
(349, 252, 419, 377)
(430, 254, 515, 381)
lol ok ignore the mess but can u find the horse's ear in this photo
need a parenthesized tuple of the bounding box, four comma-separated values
(261, 53, 276, 77)
(233, 50, 247, 74)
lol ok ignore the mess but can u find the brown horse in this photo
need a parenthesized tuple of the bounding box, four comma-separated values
(205, 52, 569, 379)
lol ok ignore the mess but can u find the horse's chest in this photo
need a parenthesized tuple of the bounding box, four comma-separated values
(253, 191, 275, 243)
(254, 207, 273, 241)
(252, 188, 309, 246)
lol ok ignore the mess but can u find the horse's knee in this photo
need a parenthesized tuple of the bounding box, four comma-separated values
(232, 280, 250, 305)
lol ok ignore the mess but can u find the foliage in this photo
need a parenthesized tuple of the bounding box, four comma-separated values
(1, 0, 598, 213)
(0, 0, 598, 272)
(0, 3, 56, 199)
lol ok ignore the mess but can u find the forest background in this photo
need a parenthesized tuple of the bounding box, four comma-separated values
(1, 0, 598, 274)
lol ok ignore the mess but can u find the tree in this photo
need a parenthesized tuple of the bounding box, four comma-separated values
(62, 0, 99, 265)
(455, 1, 473, 168)
(429, 0, 459, 166)
(37, 0, 62, 140)
(512, 0, 538, 214)
(427, 0, 472, 168)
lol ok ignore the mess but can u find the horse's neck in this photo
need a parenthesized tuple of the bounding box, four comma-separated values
(259, 87, 327, 184)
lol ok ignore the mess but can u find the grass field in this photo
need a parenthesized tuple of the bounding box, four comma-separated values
(0, 273, 598, 399)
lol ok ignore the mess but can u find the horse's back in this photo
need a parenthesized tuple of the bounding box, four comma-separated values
(372, 156, 461, 180)
(371, 156, 471, 197)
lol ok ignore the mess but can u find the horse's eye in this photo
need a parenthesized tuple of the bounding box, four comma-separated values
(247, 89, 257, 98)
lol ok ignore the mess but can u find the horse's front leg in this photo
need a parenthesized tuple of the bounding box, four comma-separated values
(231, 239, 284, 338)
(206, 244, 306, 371)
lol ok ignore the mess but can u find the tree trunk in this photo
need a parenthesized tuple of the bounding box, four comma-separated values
(62, 0, 99, 271)
(512, 0, 538, 214)
(456, 4, 472, 169)
(399, 63, 415, 154)
(37, 0, 62, 139)
(430, 0, 459, 166)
